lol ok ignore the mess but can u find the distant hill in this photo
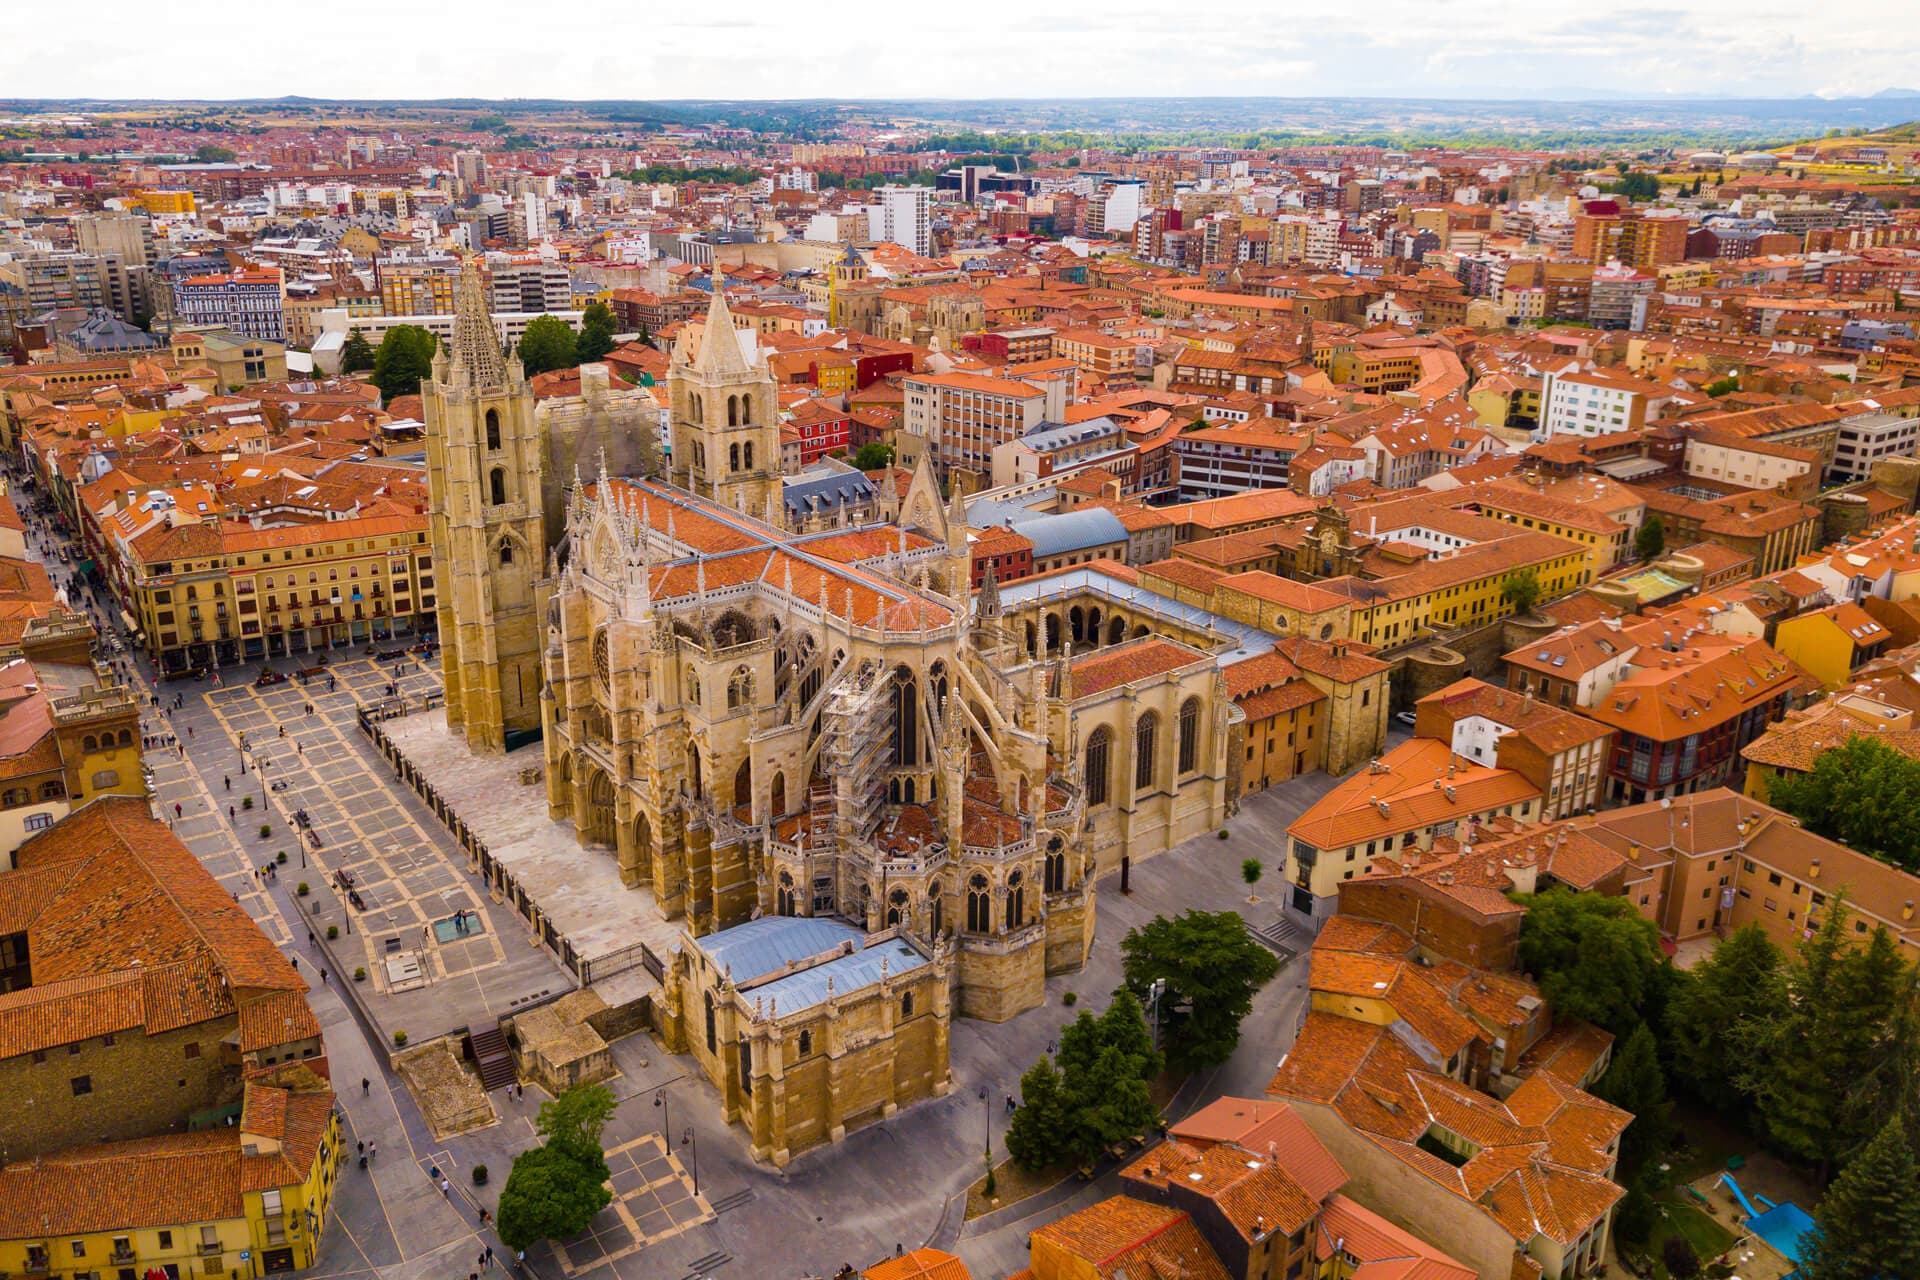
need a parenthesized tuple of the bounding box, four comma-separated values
(1872, 88, 1920, 99)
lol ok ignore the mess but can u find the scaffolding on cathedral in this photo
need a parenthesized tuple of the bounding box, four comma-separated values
(824, 659, 892, 849)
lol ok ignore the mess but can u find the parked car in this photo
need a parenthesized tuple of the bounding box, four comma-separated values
(1394, 711, 1418, 727)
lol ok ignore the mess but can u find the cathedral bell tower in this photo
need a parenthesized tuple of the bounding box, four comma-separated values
(668, 267, 782, 524)
(422, 258, 548, 754)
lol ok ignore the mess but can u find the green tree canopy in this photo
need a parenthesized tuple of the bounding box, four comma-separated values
(852, 442, 895, 470)
(1515, 888, 1670, 1037)
(1500, 568, 1541, 616)
(1119, 909, 1279, 1073)
(495, 1144, 611, 1253)
(370, 324, 438, 403)
(1055, 991, 1162, 1164)
(534, 1082, 615, 1171)
(339, 327, 376, 375)
(517, 315, 580, 376)
(1768, 737, 1920, 871)
(1592, 1023, 1671, 1178)
(192, 143, 236, 163)
(1664, 924, 1782, 1118)
(1006, 1054, 1073, 1171)
(576, 300, 617, 364)
(1704, 374, 1741, 397)
(1797, 1114, 1920, 1280)
(1744, 901, 1915, 1175)
(1634, 514, 1665, 561)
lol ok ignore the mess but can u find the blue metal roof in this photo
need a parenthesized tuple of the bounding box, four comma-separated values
(1010, 508, 1129, 559)
(697, 916, 865, 984)
(750, 935, 928, 1017)
(1017, 416, 1120, 452)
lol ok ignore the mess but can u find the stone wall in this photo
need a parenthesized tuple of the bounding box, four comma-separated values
(955, 934, 1045, 1022)
(0, 1017, 239, 1158)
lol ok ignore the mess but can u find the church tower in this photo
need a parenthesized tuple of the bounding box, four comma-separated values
(669, 268, 781, 523)
(422, 258, 548, 754)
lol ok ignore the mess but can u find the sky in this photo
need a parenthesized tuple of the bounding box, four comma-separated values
(7, 0, 1920, 103)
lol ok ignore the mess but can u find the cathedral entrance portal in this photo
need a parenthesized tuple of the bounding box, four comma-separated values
(584, 766, 617, 847)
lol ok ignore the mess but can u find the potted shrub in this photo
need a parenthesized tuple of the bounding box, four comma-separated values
(259, 824, 271, 839)
(326, 924, 338, 940)
(393, 1029, 408, 1047)
(353, 967, 367, 982)
(276, 850, 288, 865)
(1063, 991, 1078, 1006)
(296, 882, 310, 897)
(472, 1164, 489, 1187)
(242, 796, 254, 810)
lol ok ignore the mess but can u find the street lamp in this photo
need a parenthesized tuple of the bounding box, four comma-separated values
(681, 1127, 698, 1196)
(653, 1091, 670, 1146)
(1145, 978, 1168, 1054)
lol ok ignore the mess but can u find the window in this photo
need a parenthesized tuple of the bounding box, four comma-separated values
(797, 1030, 811, 1056)
(485, 408, 501, 451)
(1085, 727, 1111, 806)
(489, 468, 507, 506)
(24, 813, 51, 832)
(901, 991, 914, 1017)
(1134, 712, 1158, 790)
(71, 1074, 92, 1095)
(71, 1242, 86, 1259)
(966, 874, 990, 933)
(184, 1042, 201, 1059)
(157, 1233, 172, 1250)
(90, 771, 118, 790)
(1177, 697, 1200, 773)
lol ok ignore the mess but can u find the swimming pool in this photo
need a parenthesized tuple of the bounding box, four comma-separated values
(1747, 1201, 1815, 1270)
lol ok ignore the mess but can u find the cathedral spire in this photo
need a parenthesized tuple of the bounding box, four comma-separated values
(694, 262, 750, 378)
(450, 256, 508, 387)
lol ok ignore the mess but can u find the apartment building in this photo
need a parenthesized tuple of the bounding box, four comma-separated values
(378, 256, 460, 316)
(1282, 738, 1544, 931)
(488, 257, 573, 314)
(1172, 421, 1310, 499)
(174, 267, 286, 343)
(1414, 677, 1613, 820)
(1829, 411, 1920, 482)
(874, 184, 932, 256)
(1572, 208, 1688, 269)
(1536, 367, 1669, 440)
(0, 797, 340, 1278)
(901, 370, 1055, 485)
(118, 513, 436, 672)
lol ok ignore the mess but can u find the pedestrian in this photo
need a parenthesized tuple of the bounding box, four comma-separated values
(290, 956, 297, 970)
(308, 930, 315, 945)
(357, 1140, 365, 1156)
(229, 805, 235, 821)
(439, 1176, 450, 1198)
(186, 726, 192, 740)
(173, 802, 181, 818)
(484, 1247, 492, 1266)
(427, 1164, 440, 1182)
(368, 1140, 376, 1161)
(1006, 1093, 1016, 1114)
(358, 1154, 367, 1171)
(479, 1208, 491, 1226)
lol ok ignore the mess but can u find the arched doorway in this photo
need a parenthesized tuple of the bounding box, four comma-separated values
(1108, 616, 1126, 644)
(733, 758, 753, 818)
(584, 767, 616, 846)
(770, 771, 787, 818)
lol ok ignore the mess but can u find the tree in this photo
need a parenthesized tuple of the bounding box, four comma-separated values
(1054, 992, 1161, 1164)
(1704, 374, 1741, 397)
(1661, 1236, 1701, 1280)
(1593, 1024, 1671, 1178)
(371, 324, 438, 403)
(1500, 569, 1540, 616)
(339, 327, 375, 374)
(1745, 902, 1914, 1176)
(495, 1144, 611, 1252)
(192, 143, 236, 163)
(517, 315, 580, 376)
(1634, 514, 1665, 561)
(852, 442, 895, 470)
(1797, 1114, 1920, 1280)
(1665, 924, 1783, 1118)
(1241, 858, 1262, 886)
(1516, 889, 1670, 1038)
(1119, 910, 1279, 1073)
(534, 1082, 615, 1171)
(1768, 737, 1920, 871)
(576, 300, 617, 364)
(1006, 1055, 1072, 1170)
(1612, 1167, 1660, 1247)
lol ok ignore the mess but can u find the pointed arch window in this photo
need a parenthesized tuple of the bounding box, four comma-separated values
(1135, 712, 1158, 791)
(489, 468, 507, 506)
(485, 408, 501, 451)
(966, 874, 990, 933)
(1178, 697, 1201, 774)
(1085, 727, 1111, 807)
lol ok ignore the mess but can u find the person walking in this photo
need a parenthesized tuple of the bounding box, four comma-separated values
(368, 1140, 376, 1162)
(174, 802, 182, 818)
